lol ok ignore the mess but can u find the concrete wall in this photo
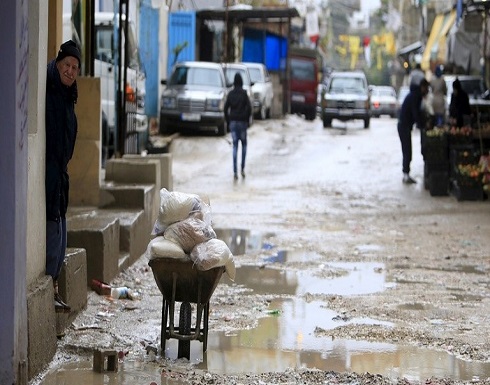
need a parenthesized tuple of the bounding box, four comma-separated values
(68, 77, 102, 207)
(0, 1, 29, 384)
(27, 0, 49, 286)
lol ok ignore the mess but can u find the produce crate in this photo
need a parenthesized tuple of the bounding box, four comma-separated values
(450, 178, 484, 201)
(428, 172, 449, 196)
(449, 145, 479, 179)
(422, 134, 448, 164)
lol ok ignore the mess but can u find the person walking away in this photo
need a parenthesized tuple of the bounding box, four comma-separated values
(397, 78, 430, 184)
(224, 73, 252, 181)
(45, 40, 81, 312)
(449, 78, 471, 128)
(430, 65, 447, 126)
(409, 63, 425, 87)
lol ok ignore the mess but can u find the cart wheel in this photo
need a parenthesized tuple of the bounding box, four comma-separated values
(177, 302, 192, 359)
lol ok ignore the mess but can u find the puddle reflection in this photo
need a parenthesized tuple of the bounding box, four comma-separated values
(228, 261, 388, 296)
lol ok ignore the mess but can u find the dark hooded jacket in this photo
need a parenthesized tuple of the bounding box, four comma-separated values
(45, 59, 78, 221)
(224, 73, 252, 123)
(398, 82, 425, 130)
(449, 79, 471, 127)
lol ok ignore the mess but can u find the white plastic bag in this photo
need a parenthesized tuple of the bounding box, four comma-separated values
(152, 189, 212, 236)
(164, 217, 216, 254)
(190, 239, 236, 281)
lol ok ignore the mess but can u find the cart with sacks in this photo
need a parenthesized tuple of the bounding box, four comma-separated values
(146, 189, 235, 359)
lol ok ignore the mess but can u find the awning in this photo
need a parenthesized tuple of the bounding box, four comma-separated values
(421, 10, 456, 70)
(397, 41, 423, 57)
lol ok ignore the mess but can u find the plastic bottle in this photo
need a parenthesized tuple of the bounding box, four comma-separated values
(111, 287, 139, 300)
(111, 287, 129, 299)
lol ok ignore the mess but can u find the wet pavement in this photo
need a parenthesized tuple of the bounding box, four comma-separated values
(32, 115, 490, 385)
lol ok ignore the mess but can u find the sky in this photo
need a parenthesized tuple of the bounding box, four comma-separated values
(361, 0, 381, 15)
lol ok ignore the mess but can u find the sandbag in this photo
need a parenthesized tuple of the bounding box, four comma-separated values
(145, 236, 189, 261)
(152, 189, 211, 236)
(190, 238, 236, 281)
(164, 217, 216, 254)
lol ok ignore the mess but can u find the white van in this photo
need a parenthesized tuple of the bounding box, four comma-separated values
(63, 12, 147, 159)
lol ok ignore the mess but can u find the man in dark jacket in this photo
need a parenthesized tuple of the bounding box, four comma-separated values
(45, 40, 81, 312)
(397, 78, 429, 184)
(224, 73, 252, 180)
(449, 78, 471, 127)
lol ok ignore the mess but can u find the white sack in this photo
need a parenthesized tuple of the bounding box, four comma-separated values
(145, 236, 189, 261)
(164, 217, 216, 254)
(190, 239, 236, 281)
(152, 189, 211, 236)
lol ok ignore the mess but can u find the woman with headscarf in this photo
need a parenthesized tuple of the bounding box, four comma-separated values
(430, 65, 447, 126)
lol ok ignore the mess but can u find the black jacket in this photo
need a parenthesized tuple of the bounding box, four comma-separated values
(224, 77, 252, 124)
(45, 59, 78, 221)
(449, 89, 471, 127)
(398, 83, 425, 130)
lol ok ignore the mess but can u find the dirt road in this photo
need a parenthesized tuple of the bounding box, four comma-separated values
(34, 115, 490, 385)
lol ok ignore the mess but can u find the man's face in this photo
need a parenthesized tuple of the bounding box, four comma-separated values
(56, 56, 79, 87)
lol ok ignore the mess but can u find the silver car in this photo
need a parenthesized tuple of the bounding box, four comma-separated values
(160, 61, 229, 136)
(242, 62, 274, 120)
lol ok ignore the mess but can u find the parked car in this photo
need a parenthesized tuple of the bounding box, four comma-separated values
(370, 85, 397, 118)
(223, 63, 254, 125)
(396, 86, 410, 116)
(242, 62, 274, 120)
(159, 61, 229, 136)
(321, 70, 371, 128)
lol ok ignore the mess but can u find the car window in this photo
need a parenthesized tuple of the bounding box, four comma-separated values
(291, 58, 315, 81)
(225, 68, 251, 86)
(248, 67, 263, 83)
(376, 88, 395, 97)
(329, 76, 366, 94)
(169, 66, 223, 87)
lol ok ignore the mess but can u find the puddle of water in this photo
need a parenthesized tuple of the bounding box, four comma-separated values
(214, 228, 274, 256)
(40, 298, 490, 385)
(262, 249, 322, 263)
(228, 261, 388, 296)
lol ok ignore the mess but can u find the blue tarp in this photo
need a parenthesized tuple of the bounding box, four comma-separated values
(242, 28, 287, 71)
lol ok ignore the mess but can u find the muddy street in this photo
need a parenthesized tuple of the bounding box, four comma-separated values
(32, 115, 490, 385)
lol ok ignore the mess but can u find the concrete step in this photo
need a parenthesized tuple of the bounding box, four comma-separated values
(67, 207, 120, 285)
(66, 207, 151, 285)
(99, 183, 157, 239)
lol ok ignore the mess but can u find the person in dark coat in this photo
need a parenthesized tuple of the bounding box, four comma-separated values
(397, 78, 429, 184)
(449, 78, 471, 128)
(45, 40, 81, 312)
(224, 73, 252, 180)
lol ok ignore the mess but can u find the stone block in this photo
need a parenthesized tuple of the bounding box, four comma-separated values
(27, 276, 57, 379)
(67, 209, 120, 285)
(123, 153, 173, 191)
(93, 349, 118, 372)
(56, 248, 88, 333)
(105, 158, 160, 187)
